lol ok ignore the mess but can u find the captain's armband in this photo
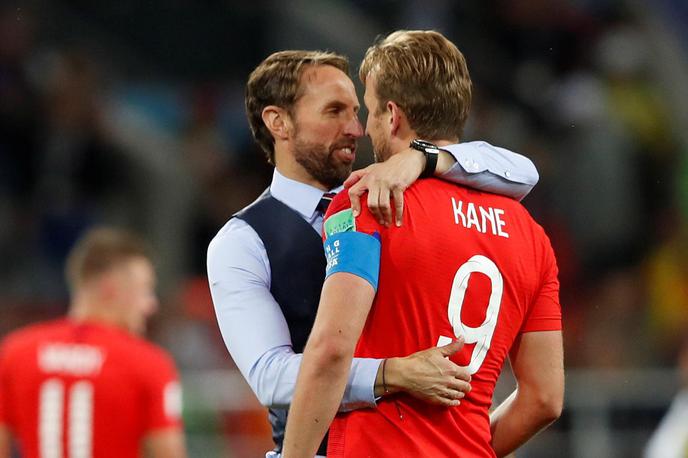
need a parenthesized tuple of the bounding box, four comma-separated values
(324, 232, 380, 290)
(323, 207, 381, 290)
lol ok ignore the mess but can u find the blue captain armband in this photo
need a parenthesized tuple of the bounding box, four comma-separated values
(324, 231, 381, 291)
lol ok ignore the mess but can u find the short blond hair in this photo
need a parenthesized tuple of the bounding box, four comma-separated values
(359, 30, 472, 141)
(245, 50, 349, 164)
(65, 227, 151, 292)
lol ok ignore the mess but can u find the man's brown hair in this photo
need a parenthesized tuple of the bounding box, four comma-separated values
(245, 50, 349, 164)
(359, 30, 472, 141)
(65, 227, 151, 291)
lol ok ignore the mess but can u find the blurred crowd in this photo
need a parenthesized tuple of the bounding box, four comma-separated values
(1, 1, 687, 451)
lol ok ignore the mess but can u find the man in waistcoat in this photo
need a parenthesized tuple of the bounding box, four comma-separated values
(207, 49, 541, 457)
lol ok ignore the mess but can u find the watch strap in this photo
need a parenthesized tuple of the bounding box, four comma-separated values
(410, 139, 440, 178)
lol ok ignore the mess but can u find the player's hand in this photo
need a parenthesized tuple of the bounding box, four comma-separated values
(345, 148, 425, 227)
(381, 337, 471, 407)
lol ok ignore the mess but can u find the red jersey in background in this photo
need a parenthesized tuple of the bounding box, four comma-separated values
(0, 319, 182, 458)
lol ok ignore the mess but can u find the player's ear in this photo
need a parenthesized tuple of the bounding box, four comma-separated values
(262, 106, 293, 141)
(96, 272, 119, 302)
(387, 101, 404, 137)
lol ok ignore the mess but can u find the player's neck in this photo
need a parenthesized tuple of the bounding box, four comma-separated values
(69, 293, 128, 332)
(433, 138, 459, 146)
(406, 131, 459, 147)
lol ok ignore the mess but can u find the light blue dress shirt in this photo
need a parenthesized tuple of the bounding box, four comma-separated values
(207, 141, 538, 412)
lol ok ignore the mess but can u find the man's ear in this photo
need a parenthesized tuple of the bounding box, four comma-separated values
(387, 101, 404, 137)
(97, 272, 119, 302)
(261, 105, 293, 141)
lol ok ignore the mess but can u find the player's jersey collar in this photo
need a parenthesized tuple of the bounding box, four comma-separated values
(270, 169, 343, 219)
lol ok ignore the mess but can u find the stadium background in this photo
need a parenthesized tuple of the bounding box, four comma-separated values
(1, 0, 687, 456)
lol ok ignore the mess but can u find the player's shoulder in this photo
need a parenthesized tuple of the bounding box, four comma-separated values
(455, 180, 535, 217)
(324, 190, 381, 236)
(120, 333, 174, 364)
(323, 191, 359, 239)
(109, 336, 177, 380)
(0, 319, 66, 351)
(84, 327, 178, 381)
(131, 339, 179, 380)
(326, 191, 353, 217)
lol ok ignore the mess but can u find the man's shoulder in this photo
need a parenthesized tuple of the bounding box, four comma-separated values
(1, 319, 65, 352)
(211, 191, 274, 243)
(130, 338, 176, 366)
(209, 217, 247, 245)
(413, 178, 531, 213)
(326, 191, 353, 217)
(324, 192, 356, 239)
(208, 216, 262, 258)
(209, 190, 304, 252)
(110, 332, 177, 371)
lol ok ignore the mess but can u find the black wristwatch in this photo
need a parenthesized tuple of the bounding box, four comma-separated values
(410, 139, 441, 178)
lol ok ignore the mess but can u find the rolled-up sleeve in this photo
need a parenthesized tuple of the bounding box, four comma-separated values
(441, 141, 539, 201)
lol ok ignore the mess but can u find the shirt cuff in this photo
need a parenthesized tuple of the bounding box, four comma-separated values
(339, 358, 382, 412)
(448, 142, 538, 184)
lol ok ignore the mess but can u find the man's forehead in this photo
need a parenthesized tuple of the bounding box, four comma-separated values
(301, 63, 349, 83)
(299, 65, 358, 102)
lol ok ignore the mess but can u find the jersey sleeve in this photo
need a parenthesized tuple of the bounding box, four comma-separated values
(322, 193, 384, 239)
(141, 348, 183, 432)
(521, 233, 562, 333)
(322, 192, 384, 290)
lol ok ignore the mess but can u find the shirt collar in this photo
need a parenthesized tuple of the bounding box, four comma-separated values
(270, 169, 343, 219)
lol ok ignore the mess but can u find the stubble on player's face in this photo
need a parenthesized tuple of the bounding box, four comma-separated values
(369, 114, 393, 163)
(363, 74, 393, 163)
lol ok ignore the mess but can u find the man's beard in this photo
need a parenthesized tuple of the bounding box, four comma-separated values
(293, 136, 354, 190)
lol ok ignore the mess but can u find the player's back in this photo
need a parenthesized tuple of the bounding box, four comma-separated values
(326, 178, 560, 457)
(0, 319, 181, 458)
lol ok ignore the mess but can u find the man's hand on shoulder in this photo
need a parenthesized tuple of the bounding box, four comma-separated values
(346, 146, 457, 227)
(345, 148, 425, 227)
(375, 338, 472, 406)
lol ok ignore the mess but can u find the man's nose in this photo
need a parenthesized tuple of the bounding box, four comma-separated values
(344, 115, 364, 138)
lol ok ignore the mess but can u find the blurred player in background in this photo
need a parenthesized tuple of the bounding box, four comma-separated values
(283, 30, 564, 458)
(208, 47, 540, 457)
(0, 228, 186, 458)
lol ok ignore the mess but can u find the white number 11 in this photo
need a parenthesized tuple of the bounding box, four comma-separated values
(39, 379, 93, 458)
(437, 255, 503, 375)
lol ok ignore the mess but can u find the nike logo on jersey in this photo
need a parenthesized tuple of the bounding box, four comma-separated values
(451, 197, 509, 238)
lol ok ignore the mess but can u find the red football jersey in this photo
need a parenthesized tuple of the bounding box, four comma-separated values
(324, 179, 561, 458)
(0, 319, 182, 458)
